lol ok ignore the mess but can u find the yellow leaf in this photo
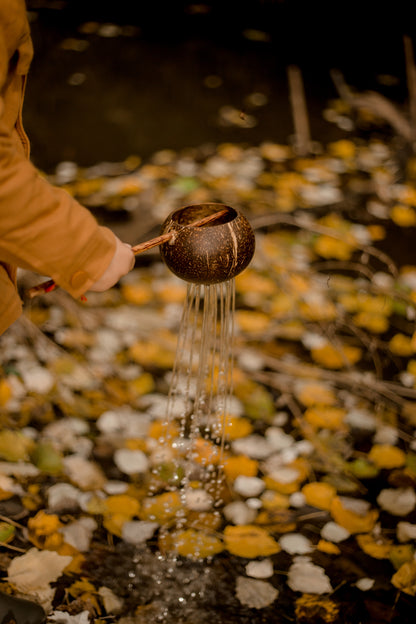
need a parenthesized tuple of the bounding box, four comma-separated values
(314, 235, 354, 261)
(392, 560, 416, 595)
(104, 495, 140, 518)
(391, 204, 416, 227)
(261, 490, 291, 509)
(156, 281, 187, 303)
(130, 373, 155, 397)
(28, 510, 65, 550)
(330, 497, 378, 534)
(148, 420, 180, 441)
(223, 416, 253, 440)
(389, 333, 414, 357)
(234, 310, 270, 333)
(304, 406, 347, 430)
(356, 533, 392, 559)
(223, 455, 258, 480)
(140, 492, 182, 523)
(295, 381, 337, 407)
(353, 311, 389, 334)
(328, 139, 356, 160)
(0, 378, 12, 406)
(316, 539, 341, 555)
(159, 528, 223, 559)
(121, 282, 153, 305)
(129, 338, 175, 369)
(302, 482, 337, 511)
(389, 544, 415, 571)
(299, 299, 337, 322)
(368, 444, 406, 469)
(68, 579, 97, 598)
(0, 430, 35, 462)
(224, 525, 281, 558)
(310, 343, 362, 369)
(235, 270, 276, 296)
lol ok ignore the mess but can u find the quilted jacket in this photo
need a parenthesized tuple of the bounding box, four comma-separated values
(0, 0, 116, 334)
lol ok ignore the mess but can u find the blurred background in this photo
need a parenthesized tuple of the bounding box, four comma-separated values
(24, 0, 414, 173)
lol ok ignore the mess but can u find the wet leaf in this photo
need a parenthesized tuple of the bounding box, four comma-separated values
(392, 560, 416, 596)
(302, 482, 337, 510)
(7, 548, 72, 610)
(330, 497, 379, 534)
(288, 556, 332, 594)
(224, 525, 281, 558)
(368, 444, 406, 469)
(236, 576, 278, 609)
(356, 533, 392, 559)
(159, 528, 223, 559)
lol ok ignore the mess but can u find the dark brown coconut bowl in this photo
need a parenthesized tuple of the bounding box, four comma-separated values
(159, 203, 255, 284)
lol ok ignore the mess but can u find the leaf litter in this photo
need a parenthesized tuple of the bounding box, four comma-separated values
(1, 101, 416, 624)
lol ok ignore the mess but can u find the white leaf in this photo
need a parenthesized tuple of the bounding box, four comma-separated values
(236, 576, 278, 609)
(113, 448, 149, 474)
(321, 521, 350, 543)
(233, 476, 265, 498)
(287, 556, 332, 594)
(356, 578, 375, 591)
(245, 559, 274, 579)
(122, 521, 159, 544)
(98, 587, 124, 614)
(63, 455, 106, 490)
(48, 611, 90, 624)
(279, 533, 314, 555)
(60, 517, 97, 552)
(8, 548, 72, 610)
(377, 488, 416, 516)
(397, 521, 416, 542)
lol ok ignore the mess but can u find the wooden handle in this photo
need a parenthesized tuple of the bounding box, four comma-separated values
(26, 208, 229, 299)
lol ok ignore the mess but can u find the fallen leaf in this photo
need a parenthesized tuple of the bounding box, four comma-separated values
(224, 525, 281, 558)
(236, 576, 278, 609)
(287, 556, 332, 594)
(7, 547, 72, 610)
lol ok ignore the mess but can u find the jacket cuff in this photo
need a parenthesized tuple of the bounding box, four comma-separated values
(54, 225, 116, 298)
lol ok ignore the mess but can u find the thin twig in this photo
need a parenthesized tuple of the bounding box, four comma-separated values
(287, 65, 312, 156)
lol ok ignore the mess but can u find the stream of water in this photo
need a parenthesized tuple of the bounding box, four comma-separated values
(161, 279, 235, 519)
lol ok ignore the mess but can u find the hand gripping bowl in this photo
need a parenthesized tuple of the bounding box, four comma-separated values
(159, 203, 255, 284)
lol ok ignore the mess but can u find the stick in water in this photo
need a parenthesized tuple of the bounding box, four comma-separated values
(27, 208, 229, 299)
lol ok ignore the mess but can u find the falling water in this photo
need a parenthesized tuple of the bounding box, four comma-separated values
(161, 278, 235, 513)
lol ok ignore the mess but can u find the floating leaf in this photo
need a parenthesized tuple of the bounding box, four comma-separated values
(0, 430, 35, 462)
(236, 576, 278, 609)
(316, 539, 341, 555)
(223, 455, 259, 481)
(368, 444, 406, 469)
(0, 521, 16, 544)
(330, 497, 378, 534)
(159, 528, 223, 559)
(7, 547, 72, 610)
(389, 544, 415, 571)
(295, 594, 339, 622)
(223, 416, 253, 440)
(295, 381, 337, 407)
(224, 525, 280, 558)
(302, 482, 337, 511)
(140, 492, 182, 523)
(310, 343, 362, 370)
(392, 560, 416, 596)
(390, 204, 416, 227)
(304, 406, 347, 430)
(356, 533, 392, 559)
(377, 487, 416, 516)
(288, 556, 332, 594)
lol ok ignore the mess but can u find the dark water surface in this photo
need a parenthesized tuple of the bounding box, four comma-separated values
(24, 0, 412, 172)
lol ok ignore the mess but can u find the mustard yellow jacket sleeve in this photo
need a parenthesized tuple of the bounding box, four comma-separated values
(0, 0, 116, 334)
